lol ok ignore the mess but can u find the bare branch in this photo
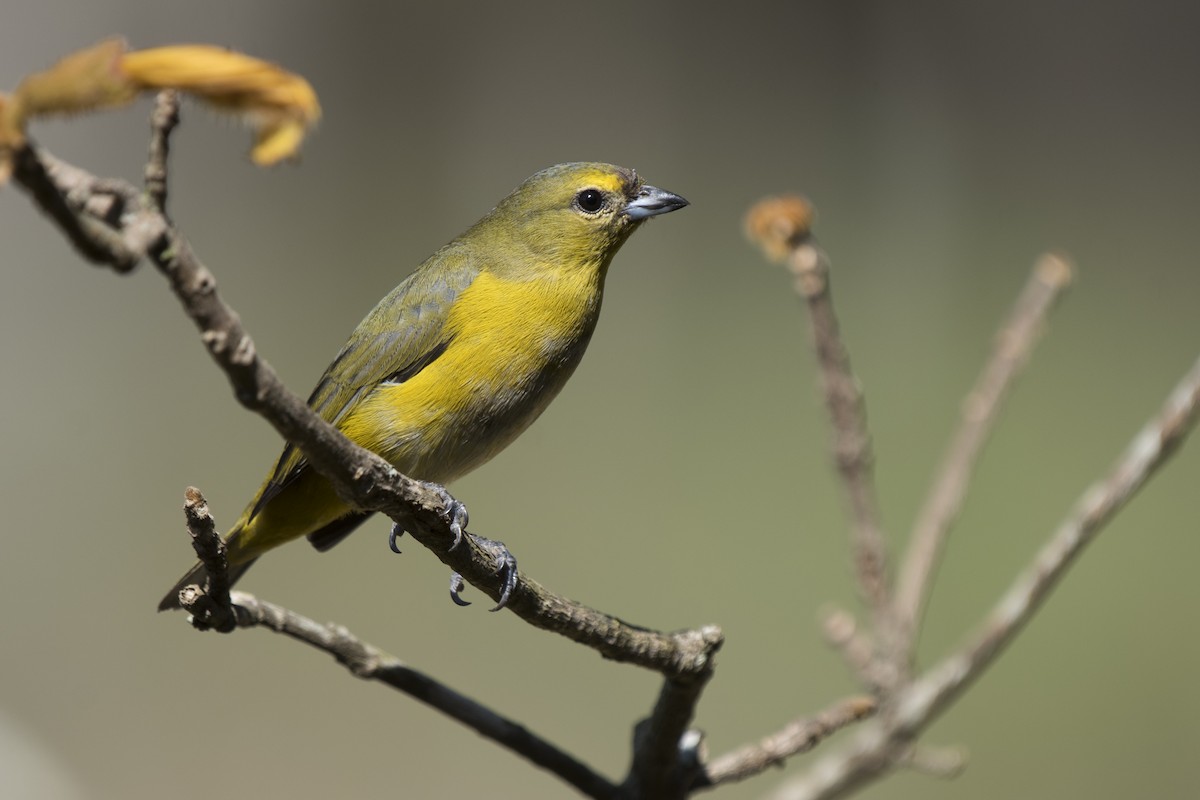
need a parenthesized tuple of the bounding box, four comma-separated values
(694, 695, 877, 791)
(11, 145, 141, 271)
(227, 590, 619, 799)
(788, 242, 890, 620)
(891, 254, 1074, 666)
(745, 197, 891, 628)
(772, 354, 1200, 800)
(900, 353, 1200, 728)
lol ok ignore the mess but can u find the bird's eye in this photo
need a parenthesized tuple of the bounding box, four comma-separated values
(575, 188, 604, 213)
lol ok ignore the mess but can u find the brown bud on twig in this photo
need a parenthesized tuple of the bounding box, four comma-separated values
(744, 195, 815, 263)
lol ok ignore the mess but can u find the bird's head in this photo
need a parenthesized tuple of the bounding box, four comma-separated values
(479, 162, 688, 275)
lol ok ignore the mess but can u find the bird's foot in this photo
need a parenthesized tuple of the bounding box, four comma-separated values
(389, 483, 513, 609)
(423, 481, 469, 549)
(449, 533, 519, 612)
(390, 484, 470, 554)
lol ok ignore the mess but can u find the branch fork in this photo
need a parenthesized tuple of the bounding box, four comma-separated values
(746, 196, 1200, 799)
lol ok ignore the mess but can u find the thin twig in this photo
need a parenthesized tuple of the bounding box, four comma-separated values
(789, 241, 890, 621)
(896, 743, 967, 779)
(890, 254, 1074, 667)
(745, 197, 891, 629)
(179, 486, 235, 631)
(694, 695, 877, 791)
(144, 90, 179, 212)
(819, 607, 880, 687)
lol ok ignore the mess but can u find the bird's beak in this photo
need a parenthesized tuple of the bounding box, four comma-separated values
(624, 184, 689, 220)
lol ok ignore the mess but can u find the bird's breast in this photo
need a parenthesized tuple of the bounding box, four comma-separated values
(354, 267, 604, 482)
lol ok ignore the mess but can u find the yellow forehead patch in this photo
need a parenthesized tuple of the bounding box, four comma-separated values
(574, 166, 636, 196)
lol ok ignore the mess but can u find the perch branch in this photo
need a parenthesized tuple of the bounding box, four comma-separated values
(9, 93, 722, 682)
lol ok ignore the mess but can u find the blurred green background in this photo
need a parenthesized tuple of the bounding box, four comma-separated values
(2, 2, 1198, 798)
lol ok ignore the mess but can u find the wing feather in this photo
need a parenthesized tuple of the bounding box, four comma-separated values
(250, 245, 480, 520)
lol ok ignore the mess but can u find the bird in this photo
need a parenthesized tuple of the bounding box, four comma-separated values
(159, 162, 688, 612)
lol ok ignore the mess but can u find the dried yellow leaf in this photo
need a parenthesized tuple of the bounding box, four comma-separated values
(10, 38, 138, 123)
(0, 39, 320, 172)
(120, 45, 320, 163)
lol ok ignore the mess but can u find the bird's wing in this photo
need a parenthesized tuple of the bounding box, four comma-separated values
(249, 245, 480, 520)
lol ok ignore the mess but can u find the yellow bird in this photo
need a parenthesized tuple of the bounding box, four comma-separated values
(160, 162, 687, 611)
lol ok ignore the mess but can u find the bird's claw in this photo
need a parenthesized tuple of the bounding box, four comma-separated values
(420, 481, 469, 549)
(391, 482, 514, 610)
(390, 484, 468, 554)
(449, 572, 472, 606)
(448, 533, 519, 612)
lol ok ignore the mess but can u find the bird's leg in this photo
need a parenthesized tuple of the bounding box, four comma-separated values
(449, 534, 519, 612)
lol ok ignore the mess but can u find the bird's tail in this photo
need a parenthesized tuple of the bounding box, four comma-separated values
(157, 556, 259, 612)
